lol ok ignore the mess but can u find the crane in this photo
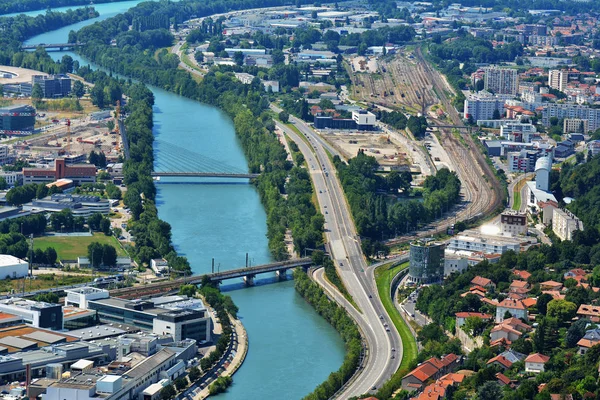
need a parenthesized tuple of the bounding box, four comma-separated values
(65, 119, 71, 154)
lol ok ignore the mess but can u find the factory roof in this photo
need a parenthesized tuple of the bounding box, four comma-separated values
(68, 324, 130, 340)
(21, 331, 66, 344)
(0, 255, 27, 266)
(125, 348, 175, 379)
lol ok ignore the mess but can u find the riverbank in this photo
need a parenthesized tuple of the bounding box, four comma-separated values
(194, 317, 248, 399)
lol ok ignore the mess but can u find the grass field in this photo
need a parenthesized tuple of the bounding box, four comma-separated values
(0, 274, 93, 294)
(374, 261, 417, 371)
(34, 233, 127, 260)
(512, 191, 521, 211)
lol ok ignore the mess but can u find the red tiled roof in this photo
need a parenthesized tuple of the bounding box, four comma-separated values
(407, 362, 439, 383)
(525, 353, 550, 363)
(471, 276, 493, 287)
(514, 269, 535, 279)
(487, 355, 512, 368)
(498, 298, 526, 310)
(522, 298, 537, 308)
(496, 372, 512, 385)
(455, 312, 492, 319)
(510, 280, 529, 289)
(577, 304, 600, 317)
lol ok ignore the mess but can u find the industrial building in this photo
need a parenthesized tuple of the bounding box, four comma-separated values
(0, 104, 36, 134)
(23, 158, 96, 185)
(552, 208, 584, 241)
(408, 240, 445, 284)
(314, 109, 377, 131)
(23, 193, 110, 217)
(0, 255, 29, 279)
(67, 288, 212, 343)
(0, 298, 63, 330)
(32, 74, 71, 98)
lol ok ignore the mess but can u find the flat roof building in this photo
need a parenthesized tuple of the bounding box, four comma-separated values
(0, 298, 63, 330)
(447, 229, 535, 255)
(23, 193, 110, 217)
(0, 255, 28, 279)
(32, 74, 71, 98)
(23, 158, 96, 185)
(85, 294, 211, 343)
(0, 104, 36, 134)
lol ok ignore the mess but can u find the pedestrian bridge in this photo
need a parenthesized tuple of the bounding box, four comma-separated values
(152, 140, 260, 181)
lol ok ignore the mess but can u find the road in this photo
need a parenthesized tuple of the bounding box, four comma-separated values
(275, 115, 401, 396)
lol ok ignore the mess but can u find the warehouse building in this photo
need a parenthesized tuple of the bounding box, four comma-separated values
(0, 298, 63, 330)
(0, 255, 28, 279)
(23, 193, 110, 217)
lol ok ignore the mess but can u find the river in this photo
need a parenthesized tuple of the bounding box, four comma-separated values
(24, 2, 345, 399)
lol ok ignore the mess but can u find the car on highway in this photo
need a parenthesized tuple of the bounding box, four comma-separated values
(379, 315, 383, 319)
(386, 327, 391, 332)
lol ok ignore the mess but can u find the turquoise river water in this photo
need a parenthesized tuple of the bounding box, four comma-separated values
(22, 2, 345, 399)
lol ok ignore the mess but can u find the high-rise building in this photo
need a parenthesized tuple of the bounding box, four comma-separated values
(408, 240, 445, 284)
(541, 103, 600, 132)
(484, 66, 518, 95)
(464, 93, 510, 121)
(548, 70, 568, 92)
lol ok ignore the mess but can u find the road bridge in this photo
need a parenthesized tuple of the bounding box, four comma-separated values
(21, 42, 85, 51)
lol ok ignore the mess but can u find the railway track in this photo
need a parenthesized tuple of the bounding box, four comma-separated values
(386, 48, 503, 245)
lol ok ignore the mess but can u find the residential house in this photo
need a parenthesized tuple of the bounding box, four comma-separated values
(401, 354, 460, 392)
(525, 353, 550, 373)
(455, 312, 492, 328)
(490, 317, 532, 343)
(496, 298, 528, 323)
(499, 349, 527, 364)
(577, 328, 600, 354)
(496, 372, 516, 388)
(540, 280, 563, 291)
(487, 355, 513, 370)
(510, 280, 530, 292)
(513, 270, 532, 280)
(576, 304, 600, 322)
(564, 268, 587, 280)
(411, 373, 465, 400)
(471, 276, 496, 290)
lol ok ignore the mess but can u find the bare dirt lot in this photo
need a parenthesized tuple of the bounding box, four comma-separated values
(319, 130, 412, 169)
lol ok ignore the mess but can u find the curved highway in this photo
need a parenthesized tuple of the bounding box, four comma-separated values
(275, 115, 402, 396)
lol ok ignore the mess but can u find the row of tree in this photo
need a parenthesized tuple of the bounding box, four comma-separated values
(293, 269, 362, 400)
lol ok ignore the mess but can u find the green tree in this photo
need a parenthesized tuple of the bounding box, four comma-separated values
(179, 284, 197, 297)
(174, 377, 187, 391)
(100, 217, 111, 235)
(0, 177, 8, 190)
(194, 51, 204, 63)
(537, 293, 553, 315)
(233, 51, 244, 66)
(72, 80, 85, 98)
(547, 299, 577, 323)
(102, 244, 117, 267)
(44, 247, 57, 265)
(159, 384, 176, 400)
(278, 110, 289, 123)
(87, 242, 104, 268)
(31, 83, 43, 101)
(477, 381, 502, 400)
(61, 55, 74, 73)
(188, 366, 201, 382)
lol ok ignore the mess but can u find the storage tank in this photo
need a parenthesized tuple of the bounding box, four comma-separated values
(46, 363, 63, 379)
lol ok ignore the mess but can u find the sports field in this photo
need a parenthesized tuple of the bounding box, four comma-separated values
(34, 233, 126, 260)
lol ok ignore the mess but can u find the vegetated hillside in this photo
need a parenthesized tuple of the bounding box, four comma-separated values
(411, 156, 600, 399)
(559, 155, 600, 229)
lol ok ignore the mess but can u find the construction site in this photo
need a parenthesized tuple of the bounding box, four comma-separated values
(11, 105, 122, 162)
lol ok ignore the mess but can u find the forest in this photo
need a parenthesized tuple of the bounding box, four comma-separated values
(334, 152, 461, 254)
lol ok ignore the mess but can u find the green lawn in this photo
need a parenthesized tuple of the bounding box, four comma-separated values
(34, 233, 126, 260)
(512, 191, 521, 211)
(374, 261, 418, 372)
